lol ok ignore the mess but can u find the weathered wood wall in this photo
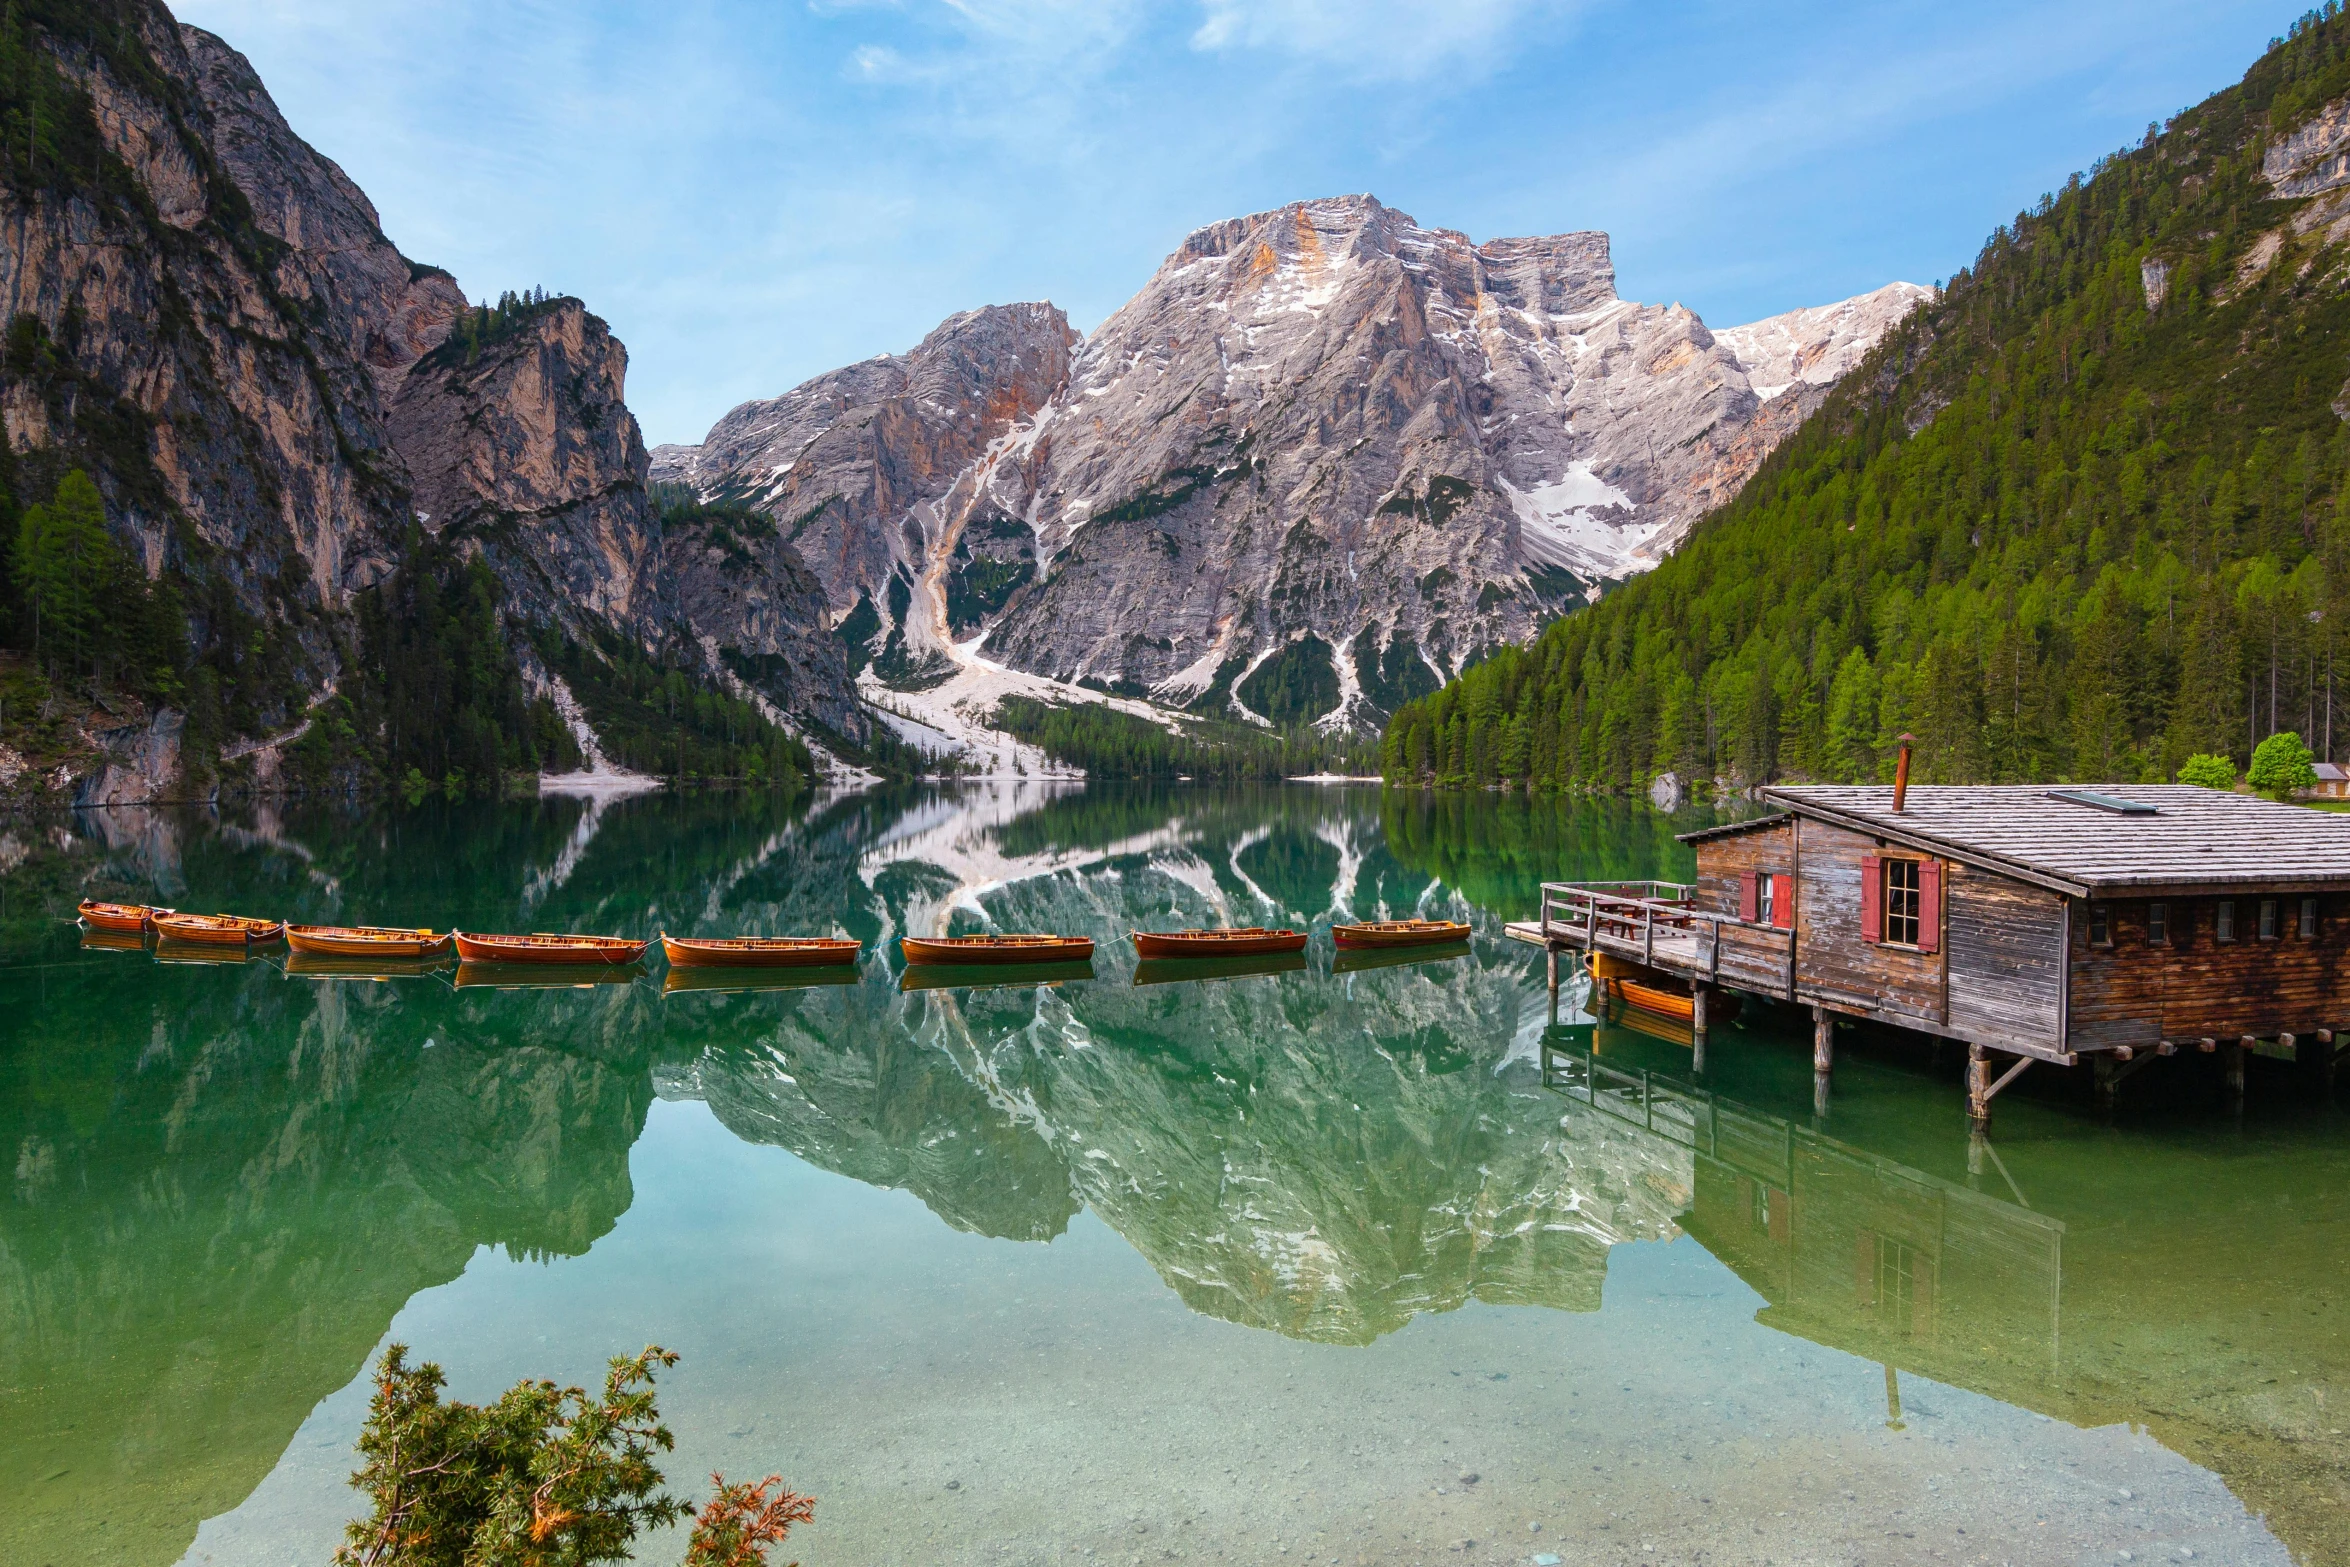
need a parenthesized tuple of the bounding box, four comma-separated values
(1791, 820, 1947, 1025)
(1947, 867, 2067, 1052)
(2067, 895, 2350, 1045)
(1696, 822, 1795, 917)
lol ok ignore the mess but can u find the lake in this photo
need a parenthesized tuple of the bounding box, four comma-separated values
(1, 782, 2343, 1567)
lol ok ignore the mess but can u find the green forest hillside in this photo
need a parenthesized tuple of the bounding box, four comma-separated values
(1384, 6, 2350, 792)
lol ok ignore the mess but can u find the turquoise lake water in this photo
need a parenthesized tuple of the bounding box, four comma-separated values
(1, 783, 2342, 1566)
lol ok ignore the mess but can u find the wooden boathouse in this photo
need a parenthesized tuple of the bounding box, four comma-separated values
(1507, 771, 2350, 1124)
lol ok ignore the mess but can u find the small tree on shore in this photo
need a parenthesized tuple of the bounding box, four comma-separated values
(2178, 752, 2238, 789)
(338, 1345, 812, 1567)
(2247, 731, 2319, 800)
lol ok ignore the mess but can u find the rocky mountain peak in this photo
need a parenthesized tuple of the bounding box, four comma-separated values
(639, 195, 1927, 740)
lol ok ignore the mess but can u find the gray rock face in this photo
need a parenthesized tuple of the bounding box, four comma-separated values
(652, 302, 1076, 640)
(669, 196, 1922, 727)
(390, 304, 660, 628)
(389, 303, 870, 741)
(176, 26, 468, 405)
(2, 11, 428, 666)
(0, 6, 867, 758)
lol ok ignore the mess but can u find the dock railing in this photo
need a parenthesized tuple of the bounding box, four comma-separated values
(1538, 880, 1796, 997)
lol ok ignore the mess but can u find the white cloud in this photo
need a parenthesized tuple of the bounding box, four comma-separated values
(1189, 0, 1578, 81)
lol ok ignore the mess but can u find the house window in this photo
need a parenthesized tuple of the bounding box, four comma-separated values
(2259, 898, 2278, 940)
(2216, 900, 2236, 942)
(2147, 903, 2169, 946)
(1882, 858, 1922, 946)
(1757, 875, 1775, 927)
(2302, 897, 2320, 939)
(2087, 904, 2111, 947)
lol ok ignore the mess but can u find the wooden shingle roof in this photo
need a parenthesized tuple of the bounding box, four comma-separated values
(1754, 784, 2350, 897)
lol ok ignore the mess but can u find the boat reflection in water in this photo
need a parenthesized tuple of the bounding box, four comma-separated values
(1130, 950, 1308, 987)
(662, 963, 859, 996)
(452, 960, 648, 990)
(1330, 937, 1472, 975)
(898, 958, 1096, 992)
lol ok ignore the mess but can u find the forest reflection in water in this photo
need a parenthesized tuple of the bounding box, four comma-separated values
(0, 783, 2341, 1567)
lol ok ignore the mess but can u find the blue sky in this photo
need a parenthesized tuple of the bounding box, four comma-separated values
(175, 0, 2294, 446)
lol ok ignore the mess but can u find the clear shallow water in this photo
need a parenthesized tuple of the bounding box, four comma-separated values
(1, 784, 2343, 1567)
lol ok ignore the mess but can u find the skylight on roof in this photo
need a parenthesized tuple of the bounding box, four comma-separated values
(2045, 788, 2159, 815)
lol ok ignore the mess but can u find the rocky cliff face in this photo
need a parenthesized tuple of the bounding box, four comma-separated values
(1, 6, 427, 672)
(389, 302, 868, 741)
(0, 3, 865, 780)
(390, 303, 661, 628)
(665, 196, 1922, 728)
(651, 302, 1077, 663)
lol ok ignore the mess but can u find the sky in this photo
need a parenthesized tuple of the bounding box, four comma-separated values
(174, 0, 2298, 448)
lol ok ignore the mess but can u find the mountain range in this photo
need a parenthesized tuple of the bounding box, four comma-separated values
(0, 0, 1919, 801)
(656, 199, 1922, 735)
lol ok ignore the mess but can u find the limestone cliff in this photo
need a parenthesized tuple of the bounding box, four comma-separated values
(0, 2, 866, 791)
(389, 301, 868, 741)
(663, 197, 1923, 728)
(0, 5, 428, 681)
(651, 302, 1076, 680)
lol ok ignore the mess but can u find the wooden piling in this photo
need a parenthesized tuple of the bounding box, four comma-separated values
(1812, 1005, 1834, 1075)
(1967, 1041, 1991, 1124)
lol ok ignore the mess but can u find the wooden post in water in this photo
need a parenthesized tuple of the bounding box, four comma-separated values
(2229, 1036, 2251, 1103)
(1967, 1041, 1991, 1126)
(1546, 945, 1559, 1025)
(1690, 985, 1709, 1074)
(2301, 1028, 2337, 1096)
(1812, 1004, 1834, 1120)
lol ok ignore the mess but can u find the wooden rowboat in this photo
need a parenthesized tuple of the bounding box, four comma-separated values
(1330, 918, 1470, 950)
(1586, 953, 1741, 1026)
(151, 912, 286, 946)
(452, 931, 650, 965)
(900, 933, 1095, 965)
(287, 924, 453, 960)
(78, 899, 168, 933)
(659, 933, 860, 969)
(1130, 926, 1305, 959)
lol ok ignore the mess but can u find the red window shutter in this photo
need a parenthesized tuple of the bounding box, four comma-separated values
(1861, 854, 1882, 943)
(1740, 871, 1759, 923)
(1771, 873, 1794, 930)
(1918, 860, 1942, 953)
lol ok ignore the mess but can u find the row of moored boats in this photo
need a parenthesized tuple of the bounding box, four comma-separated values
(76, 903, 1471, 969)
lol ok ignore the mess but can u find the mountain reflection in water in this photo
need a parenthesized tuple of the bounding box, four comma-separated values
(0, 784, 2341, 1567)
